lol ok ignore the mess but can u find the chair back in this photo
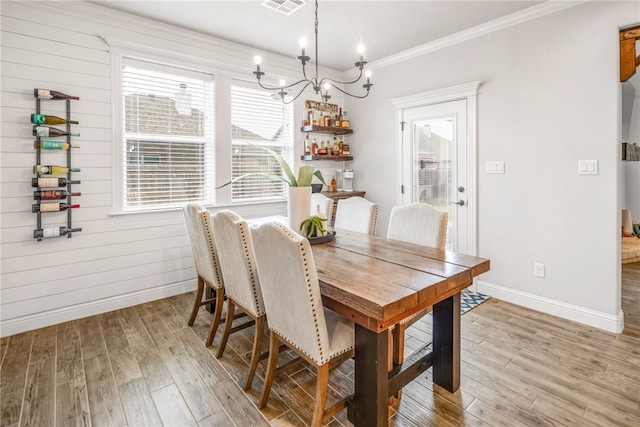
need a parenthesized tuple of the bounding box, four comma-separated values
(252, 222, 333, 365)
(310, 193, 335, 223)
(212, 210, 265, 318)
(182, 203, 224, 290)
(387, 203, 448, 250)
(334, 196, 378, 235)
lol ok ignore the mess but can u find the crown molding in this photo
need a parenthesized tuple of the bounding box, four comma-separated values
(345, 0, 587, 78)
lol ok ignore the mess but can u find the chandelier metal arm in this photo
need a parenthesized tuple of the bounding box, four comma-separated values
(281, 82, 315, 104)
(326, 82, 372, 99)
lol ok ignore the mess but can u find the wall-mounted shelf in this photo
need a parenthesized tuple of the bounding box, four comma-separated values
(301, 154, 354, 161)
(32, 88, 82, 240)
(301, 125, 353, 135)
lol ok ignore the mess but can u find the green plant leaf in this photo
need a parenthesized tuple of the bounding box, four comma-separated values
(297, 165, 315, 187)
(215, 173, 290, 189)
(313, 170, 326, 185)
(255, 145, 297, 187)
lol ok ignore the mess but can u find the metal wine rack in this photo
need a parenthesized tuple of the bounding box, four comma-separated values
(33, 89, 82, 240)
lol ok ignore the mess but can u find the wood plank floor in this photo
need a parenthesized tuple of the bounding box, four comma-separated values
(1, 263, 639, 426)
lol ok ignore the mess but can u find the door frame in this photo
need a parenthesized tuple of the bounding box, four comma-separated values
(389, 81, 481, 256)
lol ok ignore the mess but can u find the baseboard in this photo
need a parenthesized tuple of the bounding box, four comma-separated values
(477, 280, 624, 334)
(0, 280, 195, 338)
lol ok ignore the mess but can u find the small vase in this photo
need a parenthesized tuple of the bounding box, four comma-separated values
(287, 186, 311, 234)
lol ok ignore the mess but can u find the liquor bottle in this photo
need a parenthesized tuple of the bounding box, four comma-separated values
(304, 135, 311, 155)
(330, 176, 337, 192)
(33, 165, 80, 175)
(34, 190, 81, 200)
(33, 227, 82, 239)
(34, 88, 79, 100)
(335, 108, 342, 128)
(33, 126, 80, 137)
(34, 141, 78, 150)
(311, 138, 318, 155)
(31, 113, 79, 125)
(341, 111, 350, 128)
(32, 177, 80, 187)
(32, 202, 80, 213)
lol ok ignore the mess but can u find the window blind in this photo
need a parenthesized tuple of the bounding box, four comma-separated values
(231, 84, 293, 201)
(122, 59, 214, 210)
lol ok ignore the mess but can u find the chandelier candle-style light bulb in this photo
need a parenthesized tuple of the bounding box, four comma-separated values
(322, 82, 331, 101)
(253, 56, 264, 78)
(357, 44, 365, 63)
(252, 0, 373, 104)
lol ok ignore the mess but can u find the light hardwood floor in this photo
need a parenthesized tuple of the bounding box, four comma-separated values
(2, 263, 639, 426)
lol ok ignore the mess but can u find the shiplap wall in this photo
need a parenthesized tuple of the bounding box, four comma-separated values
(0, 1, 343, 337)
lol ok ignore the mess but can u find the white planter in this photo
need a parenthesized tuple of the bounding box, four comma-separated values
(287, 186, 311, 234)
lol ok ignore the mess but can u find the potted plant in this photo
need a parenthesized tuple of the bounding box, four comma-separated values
(217, 145, 325, 233)
(300, 215, 328, 238)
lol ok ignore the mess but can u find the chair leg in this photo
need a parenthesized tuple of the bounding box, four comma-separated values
(206, 287, 225, 347)
(216, 300, 235, 357)
(258, 331, 280, 409)
(188, 276, 205, 326)
(311, 363, 330, 427)
(243, 315, 265, 391)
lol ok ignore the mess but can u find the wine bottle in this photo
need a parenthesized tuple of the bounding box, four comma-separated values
(34, 141, 79, 150)
(33, 126, 80, 137)
(32, 177, 80, 188)
(33, 165, 80, 175)
(34, 89, 79, 100)
(34, 190, 81, 200)
(33, 227, 82, 239)
(31, 113, 78, 125)
(32, 203, 80, 213)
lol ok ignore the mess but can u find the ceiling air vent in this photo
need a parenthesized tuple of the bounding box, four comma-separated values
(261, 0, 307, 15)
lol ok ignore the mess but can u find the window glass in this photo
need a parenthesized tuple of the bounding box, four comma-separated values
(122, 59, 214, 210)
(231, 83, 293, 201)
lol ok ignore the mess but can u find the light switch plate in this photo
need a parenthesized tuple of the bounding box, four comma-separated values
(486, 161, 505, 174)
(578, 160, 598, 175)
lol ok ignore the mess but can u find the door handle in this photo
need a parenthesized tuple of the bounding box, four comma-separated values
(451, 200, 465, 206)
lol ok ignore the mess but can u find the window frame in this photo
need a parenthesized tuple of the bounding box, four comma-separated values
(113, 55, 216, 214)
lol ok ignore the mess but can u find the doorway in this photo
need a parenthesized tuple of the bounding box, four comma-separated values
(390, 81, 480, 256)
(400, 100, 468, 253)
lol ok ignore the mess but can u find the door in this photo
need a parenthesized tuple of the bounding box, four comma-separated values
(400, 99, 471, 254)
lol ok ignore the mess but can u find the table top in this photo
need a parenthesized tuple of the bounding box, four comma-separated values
(311, 230, 490, 332)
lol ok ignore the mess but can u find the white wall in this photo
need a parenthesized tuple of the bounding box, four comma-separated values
(346, 1, 639, 332)
(0, 1, 342, 337)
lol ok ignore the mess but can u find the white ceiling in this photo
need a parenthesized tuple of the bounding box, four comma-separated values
(90, 0, 544, 71)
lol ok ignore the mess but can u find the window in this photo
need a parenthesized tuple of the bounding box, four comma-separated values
(231, 83, 294, 202)
(121, 59, 214, 211)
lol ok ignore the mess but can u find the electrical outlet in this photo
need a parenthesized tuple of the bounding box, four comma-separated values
(534, 262, 545, 278)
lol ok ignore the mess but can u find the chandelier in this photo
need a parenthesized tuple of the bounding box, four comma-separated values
(253, 0, 373, 104)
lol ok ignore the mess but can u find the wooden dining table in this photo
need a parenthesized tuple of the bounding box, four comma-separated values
(308, 229, 490, 427)
(247, 217, 490, 426)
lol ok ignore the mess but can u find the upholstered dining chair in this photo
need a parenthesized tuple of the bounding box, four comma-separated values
(387, 202, 448, 366)
(252, 222, 355, 427)
(333, 196, 378, 235)
(182, 203, 226, 347)
(212, 209, 266, 391)
(310, 192, 335, 224)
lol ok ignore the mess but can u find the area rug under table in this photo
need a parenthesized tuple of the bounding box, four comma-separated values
(460, 288, 490, 314)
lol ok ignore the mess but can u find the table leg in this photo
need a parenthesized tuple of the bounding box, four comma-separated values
(432, 293, 461, 392)
(349, 324, 389, 427)
(205, 287, 214, 313)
